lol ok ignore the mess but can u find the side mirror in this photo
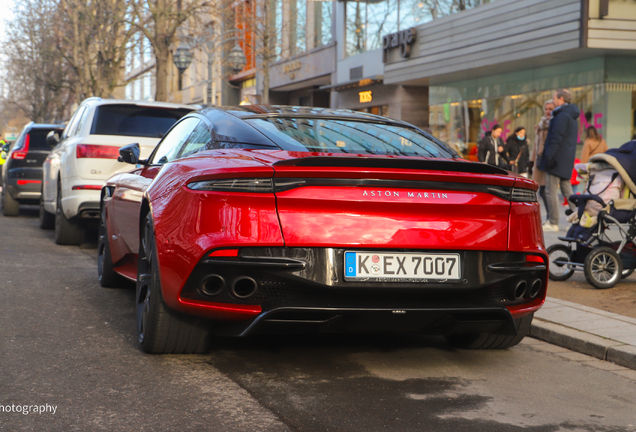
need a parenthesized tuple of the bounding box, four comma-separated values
(46, 131, 60, 147)
(118, 143, 141, 165)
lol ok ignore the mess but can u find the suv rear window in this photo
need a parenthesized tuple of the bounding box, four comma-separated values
(13, 128, 62, 151)
(90, 105, 192, 138)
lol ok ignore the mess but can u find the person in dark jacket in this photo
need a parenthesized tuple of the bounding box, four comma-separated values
(503, 126, 530, 176)
(477, 125, 506, 168)
(538, 88, 581, 232)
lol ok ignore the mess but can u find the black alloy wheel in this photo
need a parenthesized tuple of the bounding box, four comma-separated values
(136, 213, 210, 354)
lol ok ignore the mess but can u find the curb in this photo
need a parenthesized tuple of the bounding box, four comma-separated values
(530, 318, 636, 370)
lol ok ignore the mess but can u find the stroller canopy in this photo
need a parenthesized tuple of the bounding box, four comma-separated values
(589, 140, 636, 196)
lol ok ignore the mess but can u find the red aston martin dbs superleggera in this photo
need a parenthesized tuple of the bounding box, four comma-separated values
(98, 106, 547, 354)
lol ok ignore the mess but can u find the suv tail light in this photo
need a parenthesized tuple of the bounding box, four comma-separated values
(76, 144, 120, 159)
(12, 134, 30, 159)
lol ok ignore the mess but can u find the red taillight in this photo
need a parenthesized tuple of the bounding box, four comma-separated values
(209, 249, 239, 257)
(71, 185, 102, 190)
(76, 144, 120, 159)
(12, 134, 30, 159)
(16, 179, 42, 186)
(526, 255, 544, 263)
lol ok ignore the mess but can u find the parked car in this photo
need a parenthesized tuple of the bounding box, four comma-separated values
(100, 106, 547, 354)
(1, 122, 65, 216)
(41, 98, 194, 245)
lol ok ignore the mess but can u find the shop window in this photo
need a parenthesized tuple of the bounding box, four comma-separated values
(428, 84, 636, 160)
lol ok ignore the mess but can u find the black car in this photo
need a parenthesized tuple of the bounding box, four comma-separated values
(2, 122, 64, 216)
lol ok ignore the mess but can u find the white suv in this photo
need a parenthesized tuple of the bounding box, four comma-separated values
(41, 97, 194, 245)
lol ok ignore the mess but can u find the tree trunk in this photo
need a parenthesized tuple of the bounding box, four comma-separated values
(154, 50, 170, 101)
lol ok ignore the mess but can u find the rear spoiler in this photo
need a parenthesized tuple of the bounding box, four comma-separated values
(273, 157, 510, 176)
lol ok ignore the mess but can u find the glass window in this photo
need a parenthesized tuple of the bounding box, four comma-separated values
(346, 0, 489, 57)
(64, 106, 87, 138)
(175, 122, 212, 159)
(247, 117, 456, 158)
(315, 0, 333, 47)
(74, 106, 92, 136)
(90, 104, 191, 138)
(292, 0, 306, 55)
(151, 117, 200, 164)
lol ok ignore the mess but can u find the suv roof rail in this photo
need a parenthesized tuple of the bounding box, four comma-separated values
(83, 96, 102, 103)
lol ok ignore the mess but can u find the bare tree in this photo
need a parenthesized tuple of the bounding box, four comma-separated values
(132, 0, 211, 101)
(1, 0, 74, 122)
(56, 0, 137, 99)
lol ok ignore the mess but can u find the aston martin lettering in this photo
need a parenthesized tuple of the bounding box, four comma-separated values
(362, 190, 448, 199)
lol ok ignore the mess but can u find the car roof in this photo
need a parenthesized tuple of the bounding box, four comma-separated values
(79, 97, 197, 111)
(27, 123, 65, 129)
(205, 105, 410, 125)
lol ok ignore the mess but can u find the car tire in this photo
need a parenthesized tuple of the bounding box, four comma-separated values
(621, 268, 634, 279)
(54, 183, 84, 245)
(445, 313, 534, 350)
(584, 246, 623, 290)
(39, 191, 55, 229)
(136, 213, 210, 354)
(2, 188, 20, 216)
(97, 205, 127, 288)
(547, 244, 575, 281)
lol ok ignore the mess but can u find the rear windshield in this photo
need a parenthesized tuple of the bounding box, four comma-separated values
(13, 128, 62, 151)
(90, 105, 192, 138)
(247, 117, 458, 158)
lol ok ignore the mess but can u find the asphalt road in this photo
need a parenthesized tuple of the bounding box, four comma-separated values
(2, 208, 636, 431)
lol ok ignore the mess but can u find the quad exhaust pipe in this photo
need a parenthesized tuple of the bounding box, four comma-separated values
(200, 274, 259, 299)
(530, 279, 542, 299)
(510, 279, 542, 301)
(513, 281, 527, 300)
(230, 276, 258, 299)
(201, 275, 225, 296)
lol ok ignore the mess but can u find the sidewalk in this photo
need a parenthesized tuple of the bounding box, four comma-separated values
(529, 198, 636, 370)
(530, 297, 636, 370)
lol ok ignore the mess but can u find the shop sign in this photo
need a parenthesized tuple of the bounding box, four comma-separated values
(282, 60, 302, 80)
(359, 91, 373, 104)
(382, 28, 417, 63)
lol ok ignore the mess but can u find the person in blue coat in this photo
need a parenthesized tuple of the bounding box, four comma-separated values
(539, 88, 581, 232)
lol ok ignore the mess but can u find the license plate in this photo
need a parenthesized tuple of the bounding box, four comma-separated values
(344, 251, 461, 281)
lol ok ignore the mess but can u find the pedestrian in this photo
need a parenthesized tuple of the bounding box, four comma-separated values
(503, 126, 530, 176)
(580, 126, 608, 163)
(477, 124, 507, 168)
(530, 100, 555, 218)
(538, 88, 580, 232)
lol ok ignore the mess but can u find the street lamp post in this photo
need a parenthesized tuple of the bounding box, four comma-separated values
(173, 43, 193, 91)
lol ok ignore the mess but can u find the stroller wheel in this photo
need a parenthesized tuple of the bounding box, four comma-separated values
(622, 268, 634, 279)
(547, 244, 575, 281)
(584, 246, 623, 289)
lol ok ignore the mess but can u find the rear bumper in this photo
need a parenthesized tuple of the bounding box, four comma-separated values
(175, 248, 547, 337)
(5, 167, 43, 202)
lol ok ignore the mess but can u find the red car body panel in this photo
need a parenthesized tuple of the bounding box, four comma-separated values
(103, 120, 547, 330)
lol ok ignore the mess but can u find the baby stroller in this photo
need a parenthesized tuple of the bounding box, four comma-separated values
(547, 140, 636, 289)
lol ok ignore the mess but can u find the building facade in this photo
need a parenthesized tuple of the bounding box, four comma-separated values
(126, 0, 636, 157)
